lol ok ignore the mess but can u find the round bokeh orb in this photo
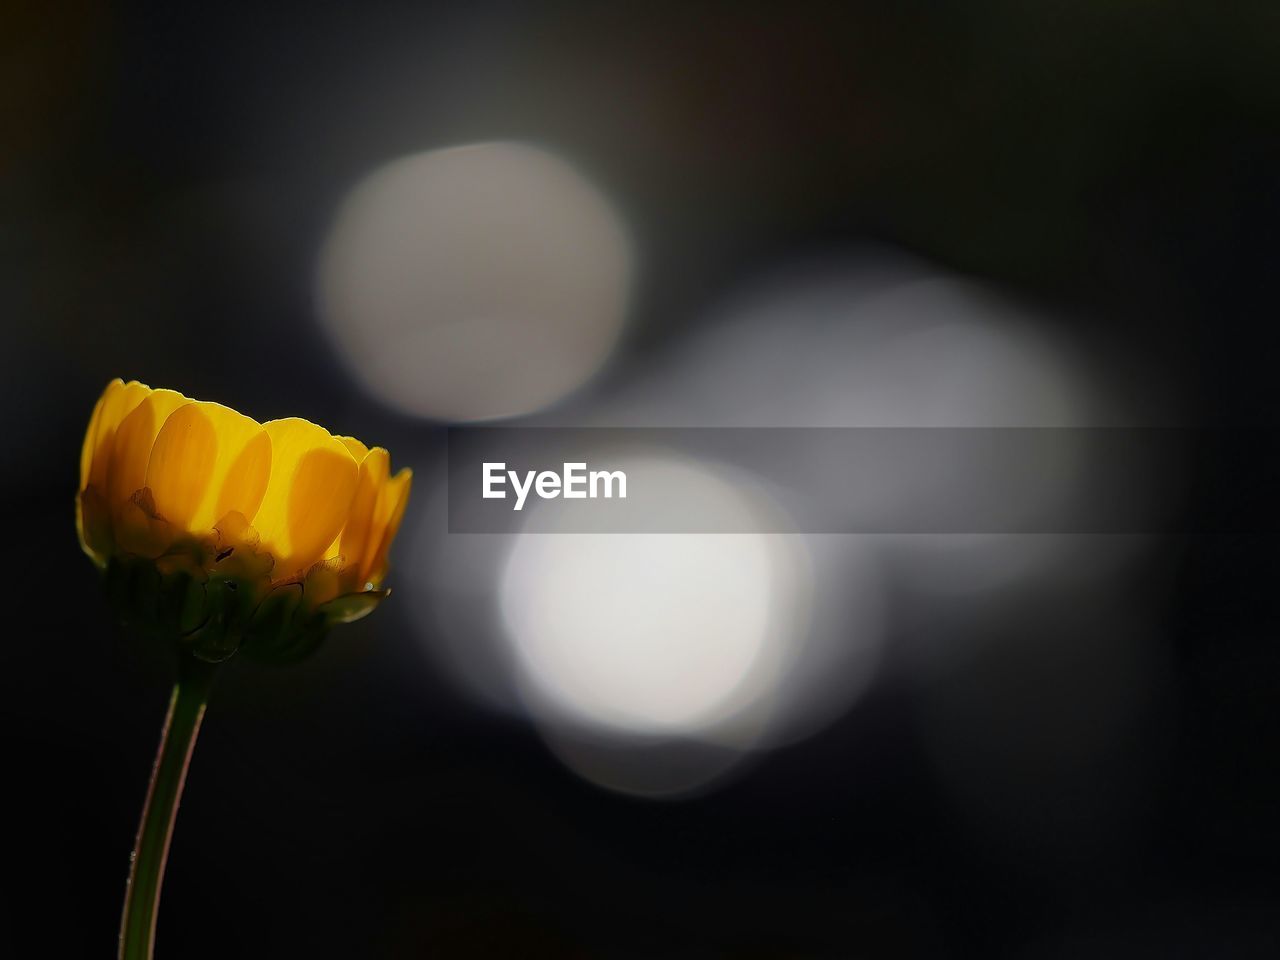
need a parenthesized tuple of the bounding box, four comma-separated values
(316, 141, 634, 421)
(497, 453, 813, 742)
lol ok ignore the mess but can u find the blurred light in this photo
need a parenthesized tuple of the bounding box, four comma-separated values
(405, 248, 1165, 797)
(538, 729, 757, 799)
(605, 249, 1103, 428)
(405, 449, 891, 797)
(498, 453, 808, 739)
(409, 450, 885, 796)
(316, 141, 634, 421)
(597, 250, 1161, 596)
(488, 451, 851, 796)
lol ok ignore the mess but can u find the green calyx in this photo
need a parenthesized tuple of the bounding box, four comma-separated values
(103, 554, 388, 663)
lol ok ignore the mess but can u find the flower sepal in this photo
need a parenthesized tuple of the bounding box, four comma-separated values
(239, 582, 325, 663)
(318, 589, 390, 625)
(102, 552, 344, 664)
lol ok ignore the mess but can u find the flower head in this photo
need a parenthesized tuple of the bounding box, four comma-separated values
(78, 379, 412, 660)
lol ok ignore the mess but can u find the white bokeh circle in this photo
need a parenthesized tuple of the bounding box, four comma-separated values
(317, 141, 634, 421)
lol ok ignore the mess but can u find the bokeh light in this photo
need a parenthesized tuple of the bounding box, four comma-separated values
(494, 453, 818, 797)
(316, 141, 635, 421)
(606, 249, 1104, 428)
(597, 249, 1167, 596)
(503, 529, 774, 733)
(498, 459, 798, 737)
(409, 449, 886, 797)
(498, 453, 812, 740)
(409, 250, 1139, 794)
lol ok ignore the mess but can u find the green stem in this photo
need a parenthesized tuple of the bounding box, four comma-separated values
(118, 652, 218, 960)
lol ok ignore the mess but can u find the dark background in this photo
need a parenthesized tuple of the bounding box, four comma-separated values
(3, 1, 1280, 956)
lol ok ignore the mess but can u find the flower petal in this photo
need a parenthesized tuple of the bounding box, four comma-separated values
(257, 419, 359, 578)
(145, 403, 219, 529)
(363, 467, 412, 588)
(214, 430, 272, 528)
(339, 447, 389, 590)
(87, 380, 152, 493)
(338, 436, 370, 460)
(108, 389, 191, 512)
(77, 485, 113, 565)
(80, 380, 116, 492)
(182, 402, 272, 531)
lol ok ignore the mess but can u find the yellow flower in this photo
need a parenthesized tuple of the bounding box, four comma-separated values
(78, 379, 412, 660)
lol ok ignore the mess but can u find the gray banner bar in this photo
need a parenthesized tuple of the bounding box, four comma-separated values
(446, 428, 1272, 533)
